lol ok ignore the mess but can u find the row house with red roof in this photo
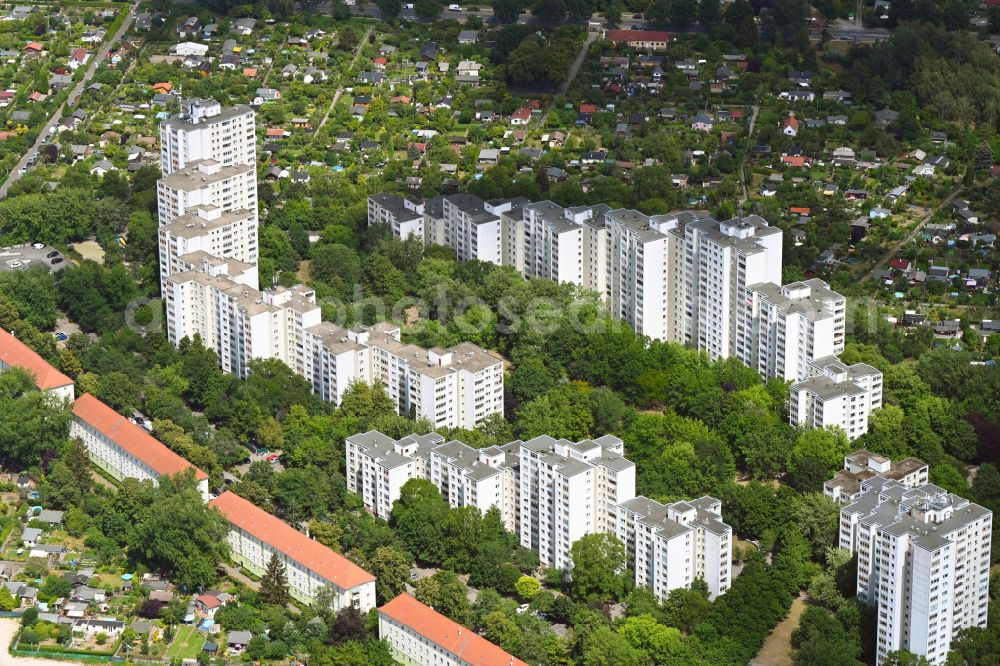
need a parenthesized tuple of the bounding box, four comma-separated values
(210, 491, 376, 610)
(70, 393, 209, 500)
(0, 328, 75, 401)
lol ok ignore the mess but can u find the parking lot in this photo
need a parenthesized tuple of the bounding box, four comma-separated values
(0, 244, 67, 274)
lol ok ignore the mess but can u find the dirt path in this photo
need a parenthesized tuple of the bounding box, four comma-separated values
(540, 31, 597, 125)
(751, 594, 807, 666)
(315, 27, 372, 135)
(0, 618, 86, 665)
(859, 186, 963, 283)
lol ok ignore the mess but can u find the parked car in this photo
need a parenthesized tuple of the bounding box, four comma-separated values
(54, 331, 68, 342)
(31, 243, 44, 249)
(51, 258, 63, 264)
(46, 251, 59, 258)
(448, 3, 462, 10)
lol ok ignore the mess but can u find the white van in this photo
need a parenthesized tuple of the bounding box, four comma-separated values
(448, 4, 462, 10)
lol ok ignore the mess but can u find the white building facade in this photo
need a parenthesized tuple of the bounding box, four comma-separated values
(741, 278, 846, 382)
(616, 496, 732, 600)
(211, 491, 376, 611)
(839, 480, 992, 665)
(159, 99, 256, 174)
(346, 430, 636, 572)
(70, 393, 209, 500)
(790, 357, 883, 440)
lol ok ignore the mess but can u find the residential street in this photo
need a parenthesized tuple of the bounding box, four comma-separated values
(0, 4, 137, 199)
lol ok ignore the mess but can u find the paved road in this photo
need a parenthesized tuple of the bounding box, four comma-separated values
(860, 186, 963, 283)
(315, 27, 372, 135)
(0, 4, 137, 199)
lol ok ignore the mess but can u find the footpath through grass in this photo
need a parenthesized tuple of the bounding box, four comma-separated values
(164, 624, 205, 660)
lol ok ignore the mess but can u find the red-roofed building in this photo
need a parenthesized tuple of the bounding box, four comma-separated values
(605, 29, 671, 50)
(70, 393, 208, 499)
(579, 103, 597, 114)
(69, 48, 90, 70)
(210, 491, 375, 610)
(781, 114, 799, 137)
(790, 207, 810, 216)
(194, 593, 222, 616)
(509, 107, 532, 125)
(888, 258, 912, 273)
(0, 329, 74, 400)
(782, 155, 807, 168)
(379, 594, 530, 666)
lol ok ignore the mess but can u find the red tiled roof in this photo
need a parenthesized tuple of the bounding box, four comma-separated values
(24, 41, 42, 51)
(889, 259, 911, 269)
(510, 108, 531, 120)
(782, 155, 806, 167)
(195, 594, 221, 609)
(790, 207, 810, 215)
(209, 491, 374, 590)
(0, 329, 72, 391)
(72, 394, 208, 481)
(606, 29, 671, 43)
(579, 103, 597, 113)
(782, 115, 799, 130)
(379, 594, 530, 666)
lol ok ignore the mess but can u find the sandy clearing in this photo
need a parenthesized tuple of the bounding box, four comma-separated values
(0, 618, 93, 665)
(751, 594, 807, 666)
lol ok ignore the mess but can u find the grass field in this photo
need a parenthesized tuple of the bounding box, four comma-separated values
(164, 625, 205, 660)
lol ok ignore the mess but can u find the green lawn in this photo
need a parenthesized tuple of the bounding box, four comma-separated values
(164, 625, 205, 660)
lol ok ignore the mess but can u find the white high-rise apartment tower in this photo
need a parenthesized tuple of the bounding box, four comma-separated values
(840, 479, 992, 665)
(616, 496, 732, 600)
(159, 98, 256, 174)
(157, 99, 259, 289)
(673, 215, 782, 360)
(740, 278, 846, 382)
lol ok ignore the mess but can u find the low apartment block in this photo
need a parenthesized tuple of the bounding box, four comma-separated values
(839, 480, 992, 665)
(790, 357, 883, 440)
(824, 450, 928, 504)
(616, 496, 732, 600)
(346, 431, 635, 571)
(379, 593, 528, 666)
(211, 491, 376, 611)
(70, 393, 209, 500)
(0, 328, 75, 401)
